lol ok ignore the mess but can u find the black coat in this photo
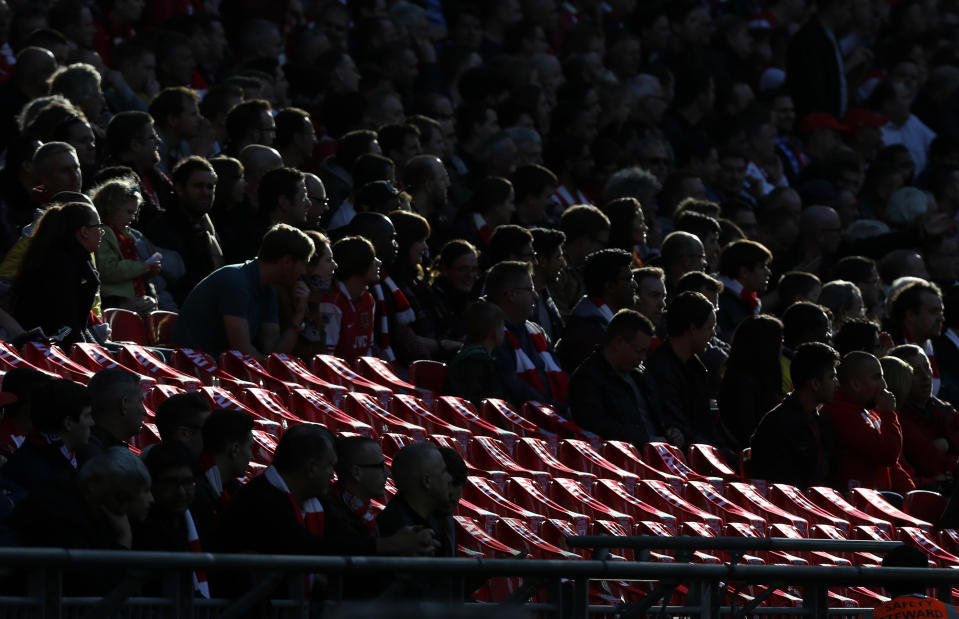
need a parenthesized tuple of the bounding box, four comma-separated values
(748, 392, 837, 489)
(717, 287, 754, 343)
(376, 496, 456, 599)
(647, 342, 721, 446)
(719, 370, 781, 451)
(144, 202, 221, 305)
(934, 334, 959, 409)
(568, 351, 665, 446)
(1, 437, 77, 496)
(785, 16, 845, 119)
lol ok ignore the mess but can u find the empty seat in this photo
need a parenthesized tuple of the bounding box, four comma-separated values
(0, 341, 57, 377)
(240, 387, 306, 427)
(481, 399, 558, 448)
(504, 476, 591, 534)
(288, 389, 374, 437)
(494, 517, 579, 560)
(265, 353, 348, 406)
(547, 477, 633, 530)
(521, 401, 600, 447)
(390, 394, 472, 450)
(903, 489, 947, 524)
(811, 524, 883, 566)
(513, 437, 596, 487)
(600, 441, 684, 491)
(355, 356, 417, 394)
(103, 308, 149, 344)
(434, 396, 518, 453)
(635, 480, 722, 534)
(220, 350, 299, 399)
(643, 442, 706, 481)
(897, 526, 959, 566)
(767, 523, 851, 567)
(592, 478, 677, 532)
(343, 392, 427, 441)
(145, 310, 177, 347)
(556, 439, 640, 493)
(312, 354, 392, 405)
(118, 344, 202, 390)
(468, 436, 549, 488)
(687, 443, 738, 478)
(22, 341, 94, 384)
(725, 482, 810, 535)
(767, 484, 851, 534)
(171, 348, 257, 392)
(850, 487, 932, 532)
(409, 360, 447, 393)
(682, 480, 767, 533)
(145, 384, 185, 411)
(805, 486, 894, 537)
(463, 475, 545, 529)
(453, 515, 523, 558)
(723, 522, 807, 565)
(70, 343, 157, 390)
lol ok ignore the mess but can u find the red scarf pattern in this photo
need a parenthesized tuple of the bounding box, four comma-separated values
(370, 274, 415, 362)
(110, 224, 146, 296)
(265, 465, 325, 593)
(504, 321, 569, 401)
(185, 509, 210, 598)
(472, 213, 492, 247)
(198, 451, 232, 514)
(330, 480, 376, 535)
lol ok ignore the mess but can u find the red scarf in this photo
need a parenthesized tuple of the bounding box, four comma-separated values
(265, 465, 325, 594)
(370, 274, 415, 362)
(473, 213, 492, 247)
(184, 509, 210, 598)
(504, 322, 569, 401)
(740, 288, 760, 312)
(110, 224, 146, 296)
(330, 480, 376, 535)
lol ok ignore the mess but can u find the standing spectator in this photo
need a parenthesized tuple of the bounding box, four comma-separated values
(749, 342, 840, 488)
(821, 351, 915, 493)
(786, 0, 854, 119)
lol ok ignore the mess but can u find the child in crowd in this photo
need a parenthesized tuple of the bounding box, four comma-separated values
(443, 301, 508, 406)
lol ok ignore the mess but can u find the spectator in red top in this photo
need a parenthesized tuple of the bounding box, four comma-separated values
(0, 369, 50, 465)
(91, 0, 145, 68)
(821, 351, 915, 493)
(319, 235, 379, 364)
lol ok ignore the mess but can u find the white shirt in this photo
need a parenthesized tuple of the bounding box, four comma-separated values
(881, 114, 937, 173)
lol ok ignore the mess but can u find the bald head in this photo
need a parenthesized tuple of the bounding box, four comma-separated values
(239, 145, 283, 206)
(348, 211, 396, 265)
(17, 47, 57, 97)
(390, 441, 451, 512)
(661, 231, 706, 279)
(800, 205, 841, 235)
(837, 351, 879, 386)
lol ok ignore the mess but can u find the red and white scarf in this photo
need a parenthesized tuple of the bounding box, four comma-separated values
(472, 213, 492, 247)
(553, 185, 592, 209)
(371, 274, 415, 362)
(719, 276, 761, 314)
(904, 330, 941, 396)
(589, 297, 614, 322)
(331, 480, 376, 535)
(265, 465, 325, 593)
(504, 321, 569, 401)
(184, 509, 210, 598)
(198, 452, 232, 513)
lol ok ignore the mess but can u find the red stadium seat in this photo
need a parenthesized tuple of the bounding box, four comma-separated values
(850, 487, 933, 532)
(171, 348, 257, 392)
(805, 486, 894, 537)
(103, 308, 149, 344)
(635, 480, 722, 534)
(131, 420, 162, 451)
(687, 443, 739, 479)
(600, 441, 684, 491)
(453, 515, 524, 558)
(939, 529, 959, 556)
(70, 343, 158, 391)
(540, 518, 588, 558)
(409, 359, 447, 393)
(725, 482, 810, 535)
(643, 442, 707, 481)
(902, 490, 947, 524)
(592, 478, 677, 532)
(767, 523, 851, 566)
(434, 396, 518, 453)
(355, 356, 418, 394)
(724, 522, 808, 565)
(250, 429, 278, 465)
(556, 439, 640, 493)
(494, 517, 579, 559)
(463, 475, 545, 529)
(521, 401, 600, 447)
(118, 344, 202, 391)
(768, 484, 851, 534)
(513, 437, 597, 487)
(682, 480, 767, 533)
(0, 341, 57, 377)
(312, 354, 392, 405)
(288, 389, 374, 437)
(503, 476, 591, 534)
(219, 350, 299, 400)
(343, 392, 427, 441)
(811, 524, 883, 566)
(240, 387, 306, 427)
(426, 434, 486, 476)
(467, 436, 550, 488)
(389, 394, 473, 450)
(265, 353, 348, 406)
(481, 399, 559, 449)
(897, 526, 959, 566)
(547, 477, 634, 530)
(455, 498, 500, 535)
(145, 311, 177, 347)
(145, 384, 185, 411)
(22, 342, 94, 383)
(378, 433, 415, 458)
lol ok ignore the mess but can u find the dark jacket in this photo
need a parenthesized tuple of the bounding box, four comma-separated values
(568, 351, 665, 446)
(786, 16, 845, 119)
(934, 332, 959, 409)
(444, 344, 508, 407)
(717, 287, 754, 343)
(144, 202, 221, 305)
(376, 496, 456, 599)
(749, 392, 837, 489)
(719, 370, 781, 451)
(647, 341, 721, 446)
(556, 297, 610, 373)
(0, 436, 77, 496)
(12, 239, 99, 344)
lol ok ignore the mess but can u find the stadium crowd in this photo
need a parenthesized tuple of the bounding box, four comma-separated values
(0, 0, 956, 604)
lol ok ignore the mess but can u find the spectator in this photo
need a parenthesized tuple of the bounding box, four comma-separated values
(193, 408, 255, 547)
(486, 224, 534, 267)
(530, 228, 566, 342)
(154, 392, 211, 460)
(105, 111, 173, 227)
(404, 155, 453, 249)
(796, 205, 842, 278)
(223, 99, 274, 155)
(488, 260, 568, 409)
(171, 224, 314, 360)
(889, 344, 959, 488)
(675, 210, 721, 273)
(90, 176, 159, 314)
(569, 309, 664, 447)
(325, 436, 388, 539)
(749, 342, 840, 488)
(48, 63, 109, 130)
(821, 351, 915, 493)
(11, 202, 103, 344)
(716, 239, 773, 341)
(318, 236, 379, 364)
(675, 270, 730, 394)
(456, 176, 514, 248)
(934, 284, 959, 406)
(604, 197, 648, 268)
(819, 280, 866, 331)
(422, 239, 480, 345)
(718, 315, 784, 450)
(550, 204, 610, 316)
(443, 300, 508, 407)
(1, 378, 92, 494)
(146, 156, 223, 305)
(82, 369, 145, 461)
(276, 230, 336, 360)
(148, 87, 202, 174)
(275, 107, 318, 173)
(873, 80, 937, 175)
(775, 271, 822, 315)
(510, 163, 558, 232)
(831, 255, 883, 321)
(659, 231, 707, 293)
(647, 291, 721, 449)
(557, 248, 636, 372)
(834, 319, 887, 357)
(0, 369, 51, 465)
(889, 280, 944, 396)
(133, 441, 201, 558)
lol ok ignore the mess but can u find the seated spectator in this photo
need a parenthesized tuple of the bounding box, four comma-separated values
(454, 176, 514, 248)
(831, 255, 883, 321)
(90, 176, 160, 314)
(171, 224, 314, 360)
(324, 436, 388, 539)
(1, 379, 92, 495)
(833, 319, 887, 357)
(781, 302, 833, 394)
(530, 228, 566, 342)
(774, 271, 822, 315)
(318, 236, 379, 364)
(510, 164, 559, 231)
(11, 201, 104, 344)
(259, 166, 311, 230)
(434, 447, 468, 562)
(214, 425, 435, 597)
(557, 248, 636, 372)
(444, 301, 508, 407)
(154, 392, 212, 460)
(675, 271, 730, 396)
(549, 204, 610, 317)
(889, 345, 959, 488)
(749, 342, 840, 488)
(634, 266, 668, 333)
(0, 369, 52, 465)
(716, 239, 773, 341)
(675, 210, 721, 273)
(647, 291, 722, 449)
(488, 261, 568, 409)
(486, 223, 534, 267)
(659, 231, 707, 293)
(377, 442, 453, 596)
(82, 369, 145, 462)
(569, 309, 665, 447)
(105, 111, 174, 227)
(277, 230, 336, 360)
(821, 352, 915, 493)
(818, 280, 865, 331)
(604, 197, 648, 268)
(719, 315, 784, 450)
(193, 408, 254, 547)
(889, 280, 944, 396)
(421, 240, 480, 344)
(934, 284, 959, 406)
(133, 441, 200, 553)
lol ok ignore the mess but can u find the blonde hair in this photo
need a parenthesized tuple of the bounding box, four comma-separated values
(89, 176, 143, 223)
(880, 356, 913, 408)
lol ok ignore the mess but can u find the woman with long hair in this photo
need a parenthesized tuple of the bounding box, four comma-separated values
(719, 314, 784, 450)
(12, 201, 105, 343)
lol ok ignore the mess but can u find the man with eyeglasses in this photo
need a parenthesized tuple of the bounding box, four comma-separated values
(324, 436, 388, 540)
(105, 110, 173, 228)
(304, 173, 330, 230)
(154, 392, 211, 460)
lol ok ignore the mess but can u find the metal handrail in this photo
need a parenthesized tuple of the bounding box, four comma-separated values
(565, 535, 904, 553)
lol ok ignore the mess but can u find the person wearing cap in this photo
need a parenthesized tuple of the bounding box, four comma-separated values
(844, 108, 889, 161)
(798, 112, 847, 163)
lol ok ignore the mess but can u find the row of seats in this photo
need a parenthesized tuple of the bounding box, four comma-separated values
(2, 337, 957, 607)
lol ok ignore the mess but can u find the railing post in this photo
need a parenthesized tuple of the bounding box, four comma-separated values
(688, 576, 718, 619)
(570, 575, 589, 619)
(28, 565, 61, 619)
(803, 583, 828, 619)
